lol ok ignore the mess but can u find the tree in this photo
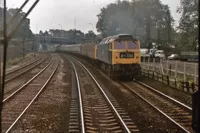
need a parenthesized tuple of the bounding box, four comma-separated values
(39, 30, 43, 35)
(0, 7, 33, 39)
(48, 29, 93, 43)
(96, 0, 174, 48)
(96, 1, 133, 37)
(43, 30, 49, 36)
(85, 30, 97, 42)
(131, 0, 174, 47)
(177, 0, 198, 50)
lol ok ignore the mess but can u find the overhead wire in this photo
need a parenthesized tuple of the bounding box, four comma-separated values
(0, 1, 40, 133)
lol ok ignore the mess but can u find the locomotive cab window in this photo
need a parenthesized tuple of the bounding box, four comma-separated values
(114, 41, 126, 49)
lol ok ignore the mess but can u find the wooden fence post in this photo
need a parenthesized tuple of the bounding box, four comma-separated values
(153, 58, 155, 72)
(160, 60, 164, 75)
(166, 60, 169, 75)
(181, 82, 184, 91)
(186, 82, 189, 92)
(184, 62, 186, 82)
(152, 71, 154, 79)
(167, 76, 170, 85)
(191, 82, 195, 92)
(175, 78, 177, 88)
(169, 64, 172, 77)
(175, 61, 178, 78)
(194, 64, 197, 84)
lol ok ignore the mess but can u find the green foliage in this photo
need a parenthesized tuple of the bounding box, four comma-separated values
(40, 29, 98, 44)
(85, 30, 97, 42)
(96, 0, 174, 48)
(96, 1, 132, 37)
(0, 7, 33, 39)
(177, 0, 198, 51)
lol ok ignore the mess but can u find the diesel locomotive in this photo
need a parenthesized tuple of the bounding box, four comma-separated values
(57, 34, 141, 78)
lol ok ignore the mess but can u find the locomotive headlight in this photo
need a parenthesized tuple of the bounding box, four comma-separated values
(136, 54, 138, 58)
(136, 53, 139, 58)
(116, 52, 118, 59)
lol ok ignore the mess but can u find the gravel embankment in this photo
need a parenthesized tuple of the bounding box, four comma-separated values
(11, 54, 72, 132)
(138, 76, 192, 107)
(73, 55, 184, 132)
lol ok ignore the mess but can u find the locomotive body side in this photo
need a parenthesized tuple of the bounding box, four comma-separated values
(96, 42, 112, 64)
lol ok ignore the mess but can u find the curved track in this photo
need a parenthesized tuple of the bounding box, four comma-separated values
(120, 81, 193, 133)
(4, 55, 51, 96)
(68, 56, 139, 133)
(5, 55, 47, 83)
(64, 53, 194, 132)
(5, 55, 42, 75)
(2, 54, 59, 133)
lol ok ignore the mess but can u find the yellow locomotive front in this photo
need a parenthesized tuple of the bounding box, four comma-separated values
(110, 34, 141, 78)
(112, 40, 140, 64)
(96, 34, 141, 79)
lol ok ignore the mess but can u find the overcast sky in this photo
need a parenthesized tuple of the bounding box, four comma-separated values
(6, 0, 181, 34)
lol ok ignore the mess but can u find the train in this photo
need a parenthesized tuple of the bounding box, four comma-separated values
(57, 34, 141, 79)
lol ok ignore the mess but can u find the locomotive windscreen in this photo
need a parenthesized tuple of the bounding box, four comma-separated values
(114, 41, 138, 49)
(116, 35, 138, 41)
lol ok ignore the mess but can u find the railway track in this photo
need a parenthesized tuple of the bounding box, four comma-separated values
(5, 55, 47, 83)
(2, 54, 59, 133)
(5, 54, 42, 75)
(120, 80, 193, 133)
(65, 54, 194, 132)
(3, 55, 52, 96)
(68, 57, 139, 133)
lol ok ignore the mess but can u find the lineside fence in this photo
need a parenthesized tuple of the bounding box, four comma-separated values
(141, 58, 199, 94)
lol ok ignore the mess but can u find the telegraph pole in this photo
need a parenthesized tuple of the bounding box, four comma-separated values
(0, 0, 8, 132)
(0, 1, 40, 132)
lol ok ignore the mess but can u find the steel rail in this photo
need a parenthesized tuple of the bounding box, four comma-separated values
(68, 59, 85, 133)
(120, 83, 190, 133)
(73, 58, 131, 133)
(3, 58, 53, 102)
(68, 55, 191, 133)
(5, 55, 48, 83)
(5, 55, 42, 75)
(135, 80, 192, 111)
(4, 58, 59, 133)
